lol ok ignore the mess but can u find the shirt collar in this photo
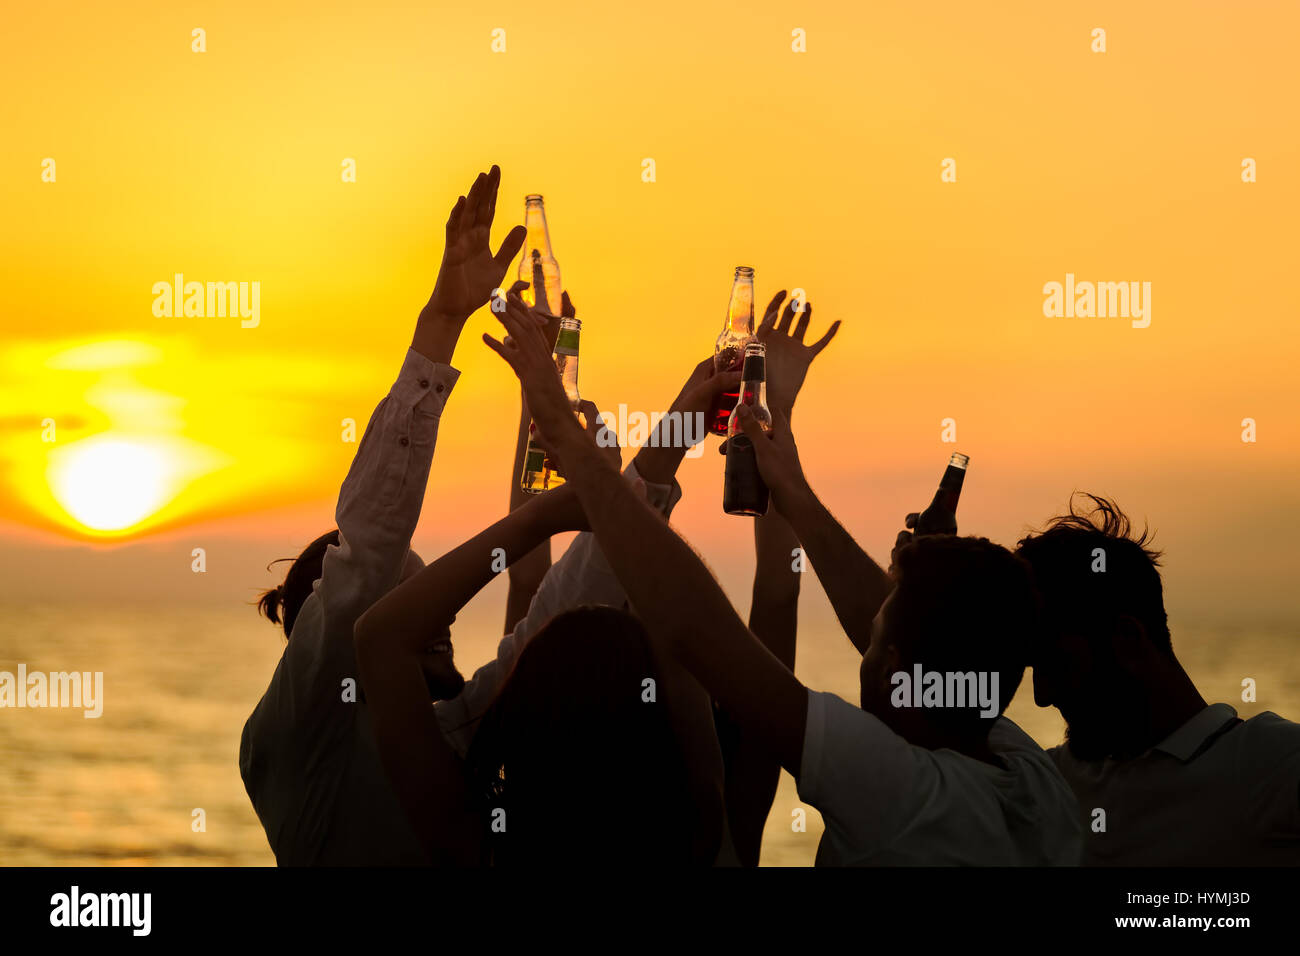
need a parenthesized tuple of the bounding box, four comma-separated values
(1151, 703, 1239, 762)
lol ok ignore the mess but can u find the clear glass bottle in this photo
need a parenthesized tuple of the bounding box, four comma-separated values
(518, 195, 562, 317)
(520, 317, 582, 494)
(709, 266, 756, 436)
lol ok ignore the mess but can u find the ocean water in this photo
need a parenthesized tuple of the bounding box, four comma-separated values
(0, 601, 1295, 866)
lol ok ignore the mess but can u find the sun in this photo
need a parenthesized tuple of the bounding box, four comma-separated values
(47, 438, 175, 534)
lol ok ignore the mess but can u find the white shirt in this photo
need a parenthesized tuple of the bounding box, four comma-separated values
(798, 690, 1082, 865)
(239, 348, 681, 864)
(1051, 703, 1300, 865)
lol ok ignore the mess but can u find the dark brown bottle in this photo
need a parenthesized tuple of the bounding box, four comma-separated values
(913, 453, 969, 535)
(723, 343, 771, 516)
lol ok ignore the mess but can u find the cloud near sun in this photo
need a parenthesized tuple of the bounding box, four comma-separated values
(0, 335, 379, 541)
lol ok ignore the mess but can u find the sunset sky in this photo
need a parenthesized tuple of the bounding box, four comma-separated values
(2, 0, 1298, 628)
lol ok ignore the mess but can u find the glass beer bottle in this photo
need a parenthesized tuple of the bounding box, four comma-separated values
(709, 266, 755, 436)
(913, 453, 969, 535)
(723, 342, 772, 516)
(519, 194, 562, 317)
(520, 317, 582, 494)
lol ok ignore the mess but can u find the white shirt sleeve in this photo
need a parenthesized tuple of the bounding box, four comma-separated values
(435, 459, 682, 756)
(796, 689, 925, 861)
(242, 349, 457, 778)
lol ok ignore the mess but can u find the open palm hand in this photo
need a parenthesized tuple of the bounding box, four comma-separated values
(755, 291, 840, 414)
(424, 165, 527, 322)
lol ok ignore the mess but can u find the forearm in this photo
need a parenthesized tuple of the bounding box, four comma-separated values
(720, 507, 801, 865)
(355, 494, 569, 859)
(566, 441, 722, 654)
(357, 496, 565, 658)
(749, 508, 801, 667)
(312, 351, 456, 678)
(630, 395, 703, 485)
(357, 648, 477, 865)
(506, 461, 682, 651)
(506, 550, 551, 632)
(506, 400, 551, 632)
(778, 479, 891, 656)
(411, 308, 467, 366)
(631, 442, 687, 486)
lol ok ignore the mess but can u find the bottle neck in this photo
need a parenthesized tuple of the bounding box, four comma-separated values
(739, 355, 766, 408)
(938, 464, 966, 493)
(523, 202, 554, 258)
(740, 380, 767, 408)
(559, 359, 580, 404)
(723, 275, 755, 335)
(554, 325, 580, 404)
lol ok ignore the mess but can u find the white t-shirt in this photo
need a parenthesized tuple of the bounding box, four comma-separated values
(798, 690, 1082, 865)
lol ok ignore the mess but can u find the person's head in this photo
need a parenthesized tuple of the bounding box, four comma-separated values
(859, 535, 1034, 750)
(1015, 494, 1173, 760)
(257, 530, 425, 638)
(466, 605, 699, 866)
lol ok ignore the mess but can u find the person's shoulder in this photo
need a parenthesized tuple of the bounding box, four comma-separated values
(988, 716, 1054, 759)
(808, 689, 892, 736)
(987, 717, 1079, 788)
(1237, 711, 1300, 756)
(801, 690, 912, 782)
(986, 718, 1081, 832)
(1243, 710, 1300, 731)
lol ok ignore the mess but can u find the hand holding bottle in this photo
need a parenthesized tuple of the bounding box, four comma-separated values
(671, 357, 744, 420)
(888, 516, 920, 578)
(484, 291, 593, 460)
(631, 357, 741, 486)
(733, 403, 809, 512)
(552, 289, 575, 349)
(534, 399, 621, 479)
(888, 454, 970, 575)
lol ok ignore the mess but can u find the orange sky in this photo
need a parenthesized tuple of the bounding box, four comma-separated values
(1, 0, 1298, 624)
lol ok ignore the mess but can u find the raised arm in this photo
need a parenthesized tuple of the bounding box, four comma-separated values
(412, 165, 526, 367)
(627, 353, 743, 863)
(290, 164, 525, 691)
(712, 291, 890, 655)
(503, 289, 572, 633)
(483, 293, 809, 775)
(733, 402, 891, 657)
(715, 292, 834, 863)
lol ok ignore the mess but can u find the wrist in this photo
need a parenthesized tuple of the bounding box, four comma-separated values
(537, 484, 585, 534)
(516, 491, 562, 540)
(417, 300, 470, 328)
(411, 314, 466, 366)
(540, 408, 585, 451)
(772, 472, 814, 517)
(632, 444, 686, 485)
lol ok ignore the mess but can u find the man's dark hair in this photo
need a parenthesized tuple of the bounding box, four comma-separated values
(256, 530, 340, 638)
(890, 535, 1036, 731)
(1015, 493, 1171, 656)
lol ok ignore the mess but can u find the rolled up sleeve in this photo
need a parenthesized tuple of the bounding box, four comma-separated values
(289, 349, 459, 717)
